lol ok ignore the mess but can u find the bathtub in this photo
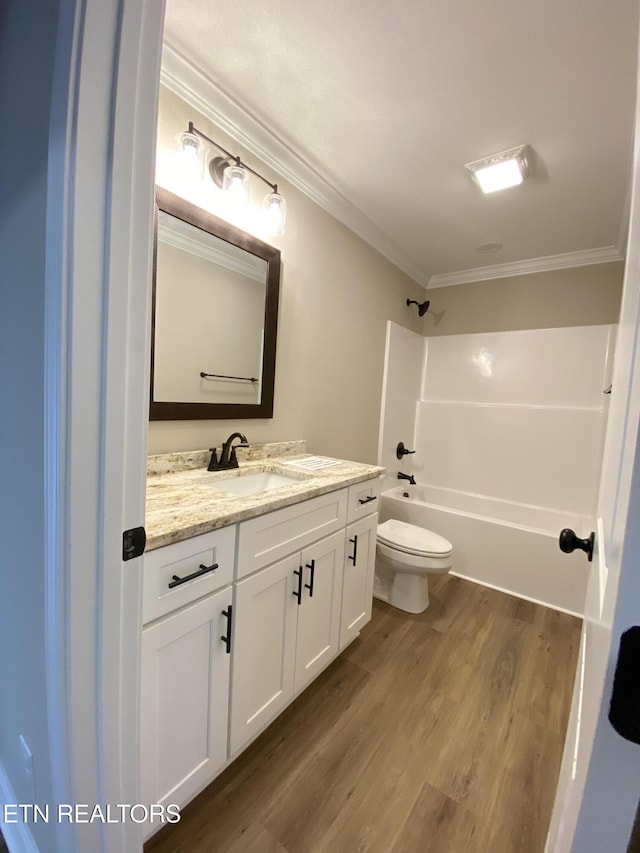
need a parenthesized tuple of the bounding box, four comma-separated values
(378, 484, 589, 616)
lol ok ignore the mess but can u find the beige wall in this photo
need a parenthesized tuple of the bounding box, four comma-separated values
(149, 86, 425, 462)
(423, 262, 624, 337)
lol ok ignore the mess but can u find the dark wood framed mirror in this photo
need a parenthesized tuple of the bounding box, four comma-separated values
(150, 187, 281, 420)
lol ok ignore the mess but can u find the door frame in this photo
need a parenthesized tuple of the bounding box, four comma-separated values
(545, 27, 640, 849)
(44, 0, 164, 849)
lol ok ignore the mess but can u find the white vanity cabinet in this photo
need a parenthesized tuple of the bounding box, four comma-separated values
(229, 491, 348, 756)
(140, 526, 235, 824)
(141, 474, 381, 834)
(339, 480, 381, 649)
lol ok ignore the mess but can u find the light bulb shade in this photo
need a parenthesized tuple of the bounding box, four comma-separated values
(264, 191, 287, 236)
(222, 162, 250, 202)
(177, 131, 203, 179)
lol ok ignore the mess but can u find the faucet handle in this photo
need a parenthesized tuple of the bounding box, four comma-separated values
(207, 448, 219, 471)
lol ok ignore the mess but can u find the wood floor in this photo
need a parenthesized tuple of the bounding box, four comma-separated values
(145, 574, 581, 853)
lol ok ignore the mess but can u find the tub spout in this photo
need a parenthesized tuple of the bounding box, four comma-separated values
(397, 472, 416, 486)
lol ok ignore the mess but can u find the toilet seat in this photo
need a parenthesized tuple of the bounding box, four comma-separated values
(377, 519, 452, 558)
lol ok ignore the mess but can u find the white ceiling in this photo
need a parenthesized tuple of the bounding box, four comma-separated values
(163, 0, 639, 287)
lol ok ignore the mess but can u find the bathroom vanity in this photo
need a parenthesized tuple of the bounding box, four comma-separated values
(141, 442, 383, 835)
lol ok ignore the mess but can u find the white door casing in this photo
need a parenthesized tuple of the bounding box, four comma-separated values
(44, 0, 164, 850)
(546, 29, 640, 851)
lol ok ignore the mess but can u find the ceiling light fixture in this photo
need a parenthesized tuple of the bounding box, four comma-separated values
(465, 145, 530, 194)
(179, 122, 287, 236)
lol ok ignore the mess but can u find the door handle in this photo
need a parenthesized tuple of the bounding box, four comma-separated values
(221, 605, 233, 654)
(292, 567, 303, 605)
(558, 528, 595, 562)
(348, 535, 358, 565)
(168, 562, 218, 588)
(304, 559, 315, 598)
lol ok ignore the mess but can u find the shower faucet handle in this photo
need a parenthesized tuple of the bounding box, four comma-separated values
(396, 441, 416, 460)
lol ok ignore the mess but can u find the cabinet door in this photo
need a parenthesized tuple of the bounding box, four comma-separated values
(140, 587, 231, 817)
(294, 529, 346, 693)
(340, 514, 377, 649)
(229, 553, 299, 756)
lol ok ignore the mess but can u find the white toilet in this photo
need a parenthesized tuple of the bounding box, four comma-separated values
(374, 519, 453, 613)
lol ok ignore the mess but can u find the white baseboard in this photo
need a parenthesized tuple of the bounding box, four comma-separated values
(449, 570, 584, 620)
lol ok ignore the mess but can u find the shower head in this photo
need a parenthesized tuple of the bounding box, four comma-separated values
(407, 298, 430, 317)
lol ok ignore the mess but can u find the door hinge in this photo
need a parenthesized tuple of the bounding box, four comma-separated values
(122, 526, 146, 561)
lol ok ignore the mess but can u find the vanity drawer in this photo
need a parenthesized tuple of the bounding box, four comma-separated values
(237, 488, 348, 579)
(346, 477, 382, 524)
(143, 525, 236, 624)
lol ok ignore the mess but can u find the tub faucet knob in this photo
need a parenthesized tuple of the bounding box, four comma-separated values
(396, 441, 416, 460)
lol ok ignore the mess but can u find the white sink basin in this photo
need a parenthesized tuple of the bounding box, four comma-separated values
(202, 471, 301, 496)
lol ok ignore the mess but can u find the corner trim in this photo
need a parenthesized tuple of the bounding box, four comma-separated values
(160, 40, 430, 287)
(427, 246, 624, 289)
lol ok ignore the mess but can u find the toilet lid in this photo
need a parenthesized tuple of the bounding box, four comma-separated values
(377, 519, 452, 557)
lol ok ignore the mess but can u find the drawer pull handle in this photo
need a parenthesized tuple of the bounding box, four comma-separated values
(358, 495, 377, 506)
(293, 567, 303, 605)
(221, 605, 233, 654)
(305, 559, 315, 598)
(349, 535, 358, 565)
(168, 562, 219, 589)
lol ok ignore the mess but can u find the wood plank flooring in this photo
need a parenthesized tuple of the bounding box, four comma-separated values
(145, 574, 581, 853)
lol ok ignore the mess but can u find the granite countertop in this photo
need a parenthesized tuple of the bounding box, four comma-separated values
(145, 441, 385, 550)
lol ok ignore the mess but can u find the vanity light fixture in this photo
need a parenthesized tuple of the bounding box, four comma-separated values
(407, 298, 430, 317)
(177, 129, 204, 177)
(179, 122, 287, 235)
(464, 144, 530, 194)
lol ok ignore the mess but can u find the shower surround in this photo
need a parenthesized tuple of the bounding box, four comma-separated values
(378, 322, 616, 615)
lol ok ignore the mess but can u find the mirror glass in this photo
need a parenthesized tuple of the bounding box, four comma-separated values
(150, 188, 281, 420)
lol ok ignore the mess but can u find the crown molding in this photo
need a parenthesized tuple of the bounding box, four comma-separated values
(161, 41, 430, 287)
(427, 246, 624, 289)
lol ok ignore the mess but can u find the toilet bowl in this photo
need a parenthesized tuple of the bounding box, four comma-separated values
(374, 519, 453, 613)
